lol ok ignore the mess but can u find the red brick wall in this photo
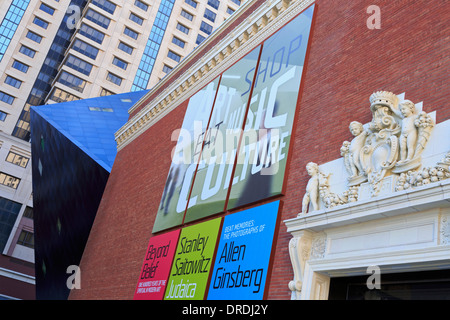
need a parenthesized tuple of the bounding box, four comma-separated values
(266, 0, 449, 300)
(70, 0, 449, 300)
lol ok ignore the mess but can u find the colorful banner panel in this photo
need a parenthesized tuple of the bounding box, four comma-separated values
(207, 201, 280, 300)
(164, 217, 222, 300)
(153, 77, 220, 233)
(134, 229, 181, 300)
(227, 5, 315, 210)
(184, 46, 262, 224)
(152, 5, 315, 233)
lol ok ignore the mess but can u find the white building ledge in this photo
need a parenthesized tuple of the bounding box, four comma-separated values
(285, 178, 450, 233)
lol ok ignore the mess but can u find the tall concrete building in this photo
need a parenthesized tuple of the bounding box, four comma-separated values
(0, 0, 245, 299)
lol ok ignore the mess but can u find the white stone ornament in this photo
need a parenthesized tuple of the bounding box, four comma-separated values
(300, 90, 442, 214)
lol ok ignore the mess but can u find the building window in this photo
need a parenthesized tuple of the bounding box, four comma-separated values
(226, 7, 235, 15)
(0, 92, 15, 105)
(204, 8, 217, 22)
(23, 206, 33, 219)
(162, 64, 172, 73)
(19, 45, 36, 58)
(124, 27, 139, 40)
(91, 0, 116, 15)
(167, 50, 181, 62)
(79, 24, 105, 44)
(39, 3, 55, 15)
(48, 88, 80, 103)
(85, 9, 111, 29)
(17, 230, 34, 248)
(6, 151, 29, 168)
(100, 88, 115, 96)
(129, 12, 144, 25)
(134, 0, 148, 11)
(0, 197, 22, 251)
(106, 72, 122, 86)
(0, 111, 7, 121)
(65, 55, 93, 76)
(118, 42, 133, 54)
(180, 10, 194, 21)
(230, 0, 241, 5)
(196, 34, 206, 45)
(26, 30, 42, 43)
(12, 60, 29, 73)
(176, 23, 189, 34)
(208, 0, 220, 9)
(112, 56, 128, 70)
(72, 39, 99, 60)
(57, 71, 86, 93)
(89, 106, 113, 112)
(5, 76, 22, 89)
(172, 36, 185, 48)
(0, 172, 20, 189)
(200, 21, 213, 35)
(185, 0, 197, 8)
(32, 16, 49, 29)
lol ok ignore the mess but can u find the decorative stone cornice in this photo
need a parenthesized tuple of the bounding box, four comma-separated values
(285, 178, 450, 233)
(115, 0, 315, 151)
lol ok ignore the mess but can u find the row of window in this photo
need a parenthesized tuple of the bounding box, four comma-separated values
(0, 1, 57, 108)
(0, 0, 31, 63)
(176, 19, 212, 39)
(131, 0, 175, 91)
(0, 151, 31, 190)
(91, 0, 149, 15)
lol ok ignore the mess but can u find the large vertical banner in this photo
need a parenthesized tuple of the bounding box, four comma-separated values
(153, 77, 220, 233)
(227, 5, 315, 210)
(152, 4, 315, 233)
(134, 229, 180, 300)
(207, 201, 280, 300)
(164, 217, 222, 300)
(183, 46, 262, 224)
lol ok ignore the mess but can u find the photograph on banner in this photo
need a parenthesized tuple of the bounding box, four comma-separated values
(134, 229, 181, 300)
(227, 4, 315, 210)
(164, 217, 222, 300)
(207, 200, 280, 300)
(183, 46, 262, 224)
(153, 76, 221, 233)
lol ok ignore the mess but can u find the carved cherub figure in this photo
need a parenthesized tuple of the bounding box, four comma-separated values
(399, 100, 418, 162)
(302, 162, 320, 213)
(341, 121, 367, 177)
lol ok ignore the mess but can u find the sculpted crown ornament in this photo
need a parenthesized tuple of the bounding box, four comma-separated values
(300, 91, 446, 215)
(369, 91, 399, 111)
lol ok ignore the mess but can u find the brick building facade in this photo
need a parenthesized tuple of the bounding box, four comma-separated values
(69, 0, 449, 300)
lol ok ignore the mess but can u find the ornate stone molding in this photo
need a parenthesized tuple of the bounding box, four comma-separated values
(310, 232, 327, 259)
(299, 91, 447, 215)
(288, 230, 313, 300)
(439, 213, 450, 245)
(115, 0, 315, 151)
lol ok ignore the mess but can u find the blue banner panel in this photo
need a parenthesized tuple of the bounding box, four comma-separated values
(207, 200, 280, 300)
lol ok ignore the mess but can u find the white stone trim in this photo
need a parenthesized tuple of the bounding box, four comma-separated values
(285, 178, 450, 299)
(285, 178, 450, 233)
(0, 267, 35, 285)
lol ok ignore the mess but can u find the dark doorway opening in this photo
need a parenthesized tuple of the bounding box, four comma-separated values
(328, 269, 450, 300)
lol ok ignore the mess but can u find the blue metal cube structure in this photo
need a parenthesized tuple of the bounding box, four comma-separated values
(30, 90, 148, 299)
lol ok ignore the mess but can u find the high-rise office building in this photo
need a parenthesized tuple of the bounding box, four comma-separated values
(0, 0, 245, 299)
